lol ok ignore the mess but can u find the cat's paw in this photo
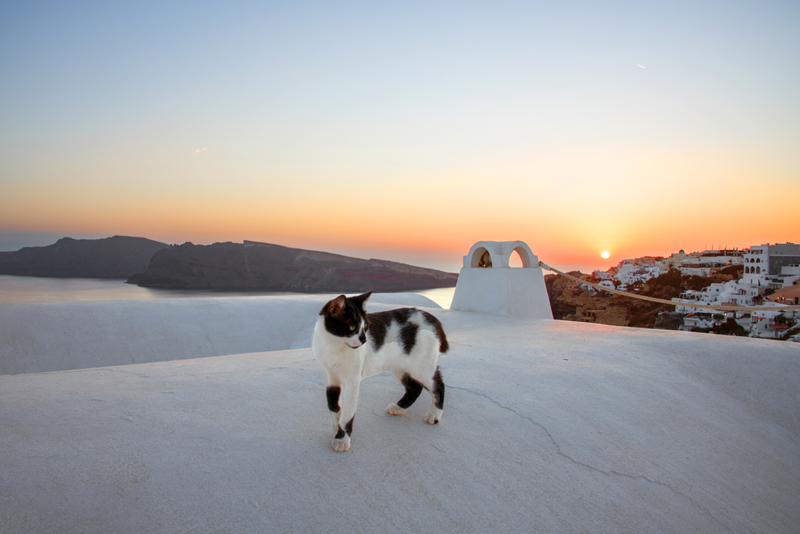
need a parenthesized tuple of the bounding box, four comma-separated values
(386, 403, 407, 416)
(331, 436, 350, 452)
(424, 412, 441, 425)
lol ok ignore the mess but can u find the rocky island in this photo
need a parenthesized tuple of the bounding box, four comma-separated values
(130, 240, 458, 293)
(0, 236, 169, 278)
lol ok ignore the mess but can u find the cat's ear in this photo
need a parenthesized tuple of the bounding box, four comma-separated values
(351, 291, 372, 310)
(325, 295, 347, 316)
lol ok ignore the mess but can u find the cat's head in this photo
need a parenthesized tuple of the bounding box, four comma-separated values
(319, 291, 372, 348)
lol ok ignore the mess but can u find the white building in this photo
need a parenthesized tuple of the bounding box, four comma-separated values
(678, 313, 717, 332)
(659, 250, 687, 272)
(451, 241, 552, 318)
(596, 280, 616, 294)
(778, 264, 800, 287)
(749, 304, 799, 339)
(608, 257, 663, 286)
(593, 269, 613, 280)
(616, 261, 662, 285)
(705, 281, 758, 307)
(677, 249, 744, 277)
(672, 279, 758, 314)
(743, 243, 800, 290)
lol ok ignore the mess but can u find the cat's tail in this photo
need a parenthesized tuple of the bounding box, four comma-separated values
(437, 329, 450, 353)
(422, 311, 449, 353)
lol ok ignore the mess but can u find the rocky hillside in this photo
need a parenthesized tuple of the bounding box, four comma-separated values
(130, 241, 458, 293)
(0, 236, 169, 278)
(545, 268, 742, 329)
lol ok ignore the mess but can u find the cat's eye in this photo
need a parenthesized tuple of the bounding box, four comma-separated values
(349, 325, 356, 331)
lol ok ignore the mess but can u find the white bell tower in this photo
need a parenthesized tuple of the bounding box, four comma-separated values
(450, 241, 553, 319)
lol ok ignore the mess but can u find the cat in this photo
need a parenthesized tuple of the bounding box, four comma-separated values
(311, 291, 449, 452)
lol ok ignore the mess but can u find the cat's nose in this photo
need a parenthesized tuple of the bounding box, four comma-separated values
(359, 332, 367, 344)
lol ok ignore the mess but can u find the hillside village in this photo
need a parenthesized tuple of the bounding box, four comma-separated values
(545, 242, 800, 341)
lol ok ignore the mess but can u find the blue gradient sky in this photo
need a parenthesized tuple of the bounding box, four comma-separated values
(1, 1, 798, 272)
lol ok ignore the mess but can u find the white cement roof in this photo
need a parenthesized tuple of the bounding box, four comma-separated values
(2, 297, 799, 533)
(0, 293, 440, 375)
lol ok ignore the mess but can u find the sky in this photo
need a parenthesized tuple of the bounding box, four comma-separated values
(1, 0, 798, 273)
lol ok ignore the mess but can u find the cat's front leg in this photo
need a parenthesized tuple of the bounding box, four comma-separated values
(326, 384, 342, 432)
(331, 380, 360, 452)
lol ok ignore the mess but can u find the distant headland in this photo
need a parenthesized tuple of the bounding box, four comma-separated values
(0, 236, 458, 293)
(0, 236, 169, 279)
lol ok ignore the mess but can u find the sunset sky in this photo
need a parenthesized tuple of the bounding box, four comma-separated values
(1, 1, 798, 272)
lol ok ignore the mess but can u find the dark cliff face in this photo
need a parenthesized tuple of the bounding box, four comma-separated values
(132, 241, 458, 293)
(0, 236, 170, 278)
(544, 272, 581, 319)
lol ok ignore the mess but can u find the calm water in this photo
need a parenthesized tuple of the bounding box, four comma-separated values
(0, 275, 456, 309)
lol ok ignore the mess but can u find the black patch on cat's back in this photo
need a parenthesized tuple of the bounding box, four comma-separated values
(393, 308, 412, 324)
(366, 308, 415, 351)
(399, 323, 418, 354)
(366, 312, 389, 350)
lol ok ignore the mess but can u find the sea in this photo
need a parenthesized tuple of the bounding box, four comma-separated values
(0, 275, 457, 309)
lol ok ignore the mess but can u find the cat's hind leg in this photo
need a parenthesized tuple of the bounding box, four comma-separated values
(423, 367, 445, 425)
(387, 372, 423, 416)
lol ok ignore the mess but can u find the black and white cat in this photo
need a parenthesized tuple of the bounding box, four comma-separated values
(311, 291, 448, 452)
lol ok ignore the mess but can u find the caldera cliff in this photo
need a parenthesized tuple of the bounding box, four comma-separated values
(0, 236, 169, 278)
(130, 240, 458, 293)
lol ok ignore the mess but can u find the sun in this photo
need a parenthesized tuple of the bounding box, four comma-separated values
(601, 251, 610, 259)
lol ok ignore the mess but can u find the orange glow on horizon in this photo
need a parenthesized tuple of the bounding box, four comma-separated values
(2, 138, 798, 272)
(2, 186, 797, 268)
